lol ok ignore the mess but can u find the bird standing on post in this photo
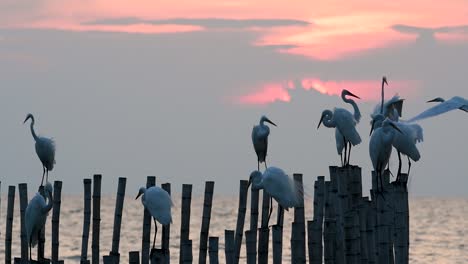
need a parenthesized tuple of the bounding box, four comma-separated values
(25, 182, 54, 262)
(252, 115, 277, 171)
(318, 89, 362, 166)
(248, 167, 301, 226)
(136, 186, 173, 251)
(24, 114, 56, 186)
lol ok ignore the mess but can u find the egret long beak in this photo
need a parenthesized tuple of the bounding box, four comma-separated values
(383, 77, 388, 85)
(317, 115, 324, 129)
(347, 91, 361, 99)
(135, 192, 143, 200)
(370, 120, 376, 136)
(427, 98, 438, 103)
(390, 123, 403, 134)
(265, 118, 277, 127)
(23, 116, 29, 124)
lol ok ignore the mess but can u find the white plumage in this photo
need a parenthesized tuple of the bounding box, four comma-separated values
(318, 89, 361, 166)
(136, 186, 173, 249)
(251, 115, 277, 171)
(25, 182, 53, 261)
(24, 114, 56, 186)
(371, 95, 404, 122)
(406, 96, 468, 123)
(248, 167, 301, 226)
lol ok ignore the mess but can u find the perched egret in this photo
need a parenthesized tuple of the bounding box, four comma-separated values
(248, 167, 301, 226)
(24, 114, 56, 186)
(371, 77, 404, 121)
(406, 96, 468, 123)
(318, 89, 362, 166)
(369, 116, 403, 190)
(136, 186, 173, 250)
(252, 115, 277, 171)
(25, 182, 53, 261)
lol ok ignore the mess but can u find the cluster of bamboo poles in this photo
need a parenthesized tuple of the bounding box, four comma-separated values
(2, 165, 409, 264)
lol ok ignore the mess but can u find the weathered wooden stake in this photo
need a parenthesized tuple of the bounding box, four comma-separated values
(366, 197, 377, 264)
(52, 181, 63, 263)
(224, 230, 235, 264)
(81, 178, 92, 264)
(323, 181, 336, 264)
(358, 197, 369, 264)
(258, 190, 270, 264)
(310, 176, 325, 264)
(272, 225, 283, 264)
(249, 187, 259, 261)
(142, 176, 156, 264)
(92, 174, 102, 264)
(292, 173, 306, 264)
(330, 167, 346, 264)
(372, 171, 390, 264)
(105, 177, 126, 264)
(393, 174, 409, 264)
(5, 185, 15, 264)
(161, 183, 172, 263)
(179, 184, 192, 264)
(234, 180, 249, 264)
(129, 251, 140, 264)
(182, 240, 193, 264)
(199, 181, 215, 264)
(245, 230, 257, 264)
(18, 183, 28, 263)
(208, 237, 219, 264)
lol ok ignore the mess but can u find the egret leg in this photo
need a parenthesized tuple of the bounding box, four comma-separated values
(46, 170, 49, 183)
(258, 161, 260, 172)
(407, 157, 412, 176)
(343, 136, 347, 167)
(152, 219, 157, 249)
(397, 151, 402, 182)
(41, 166, 46, 186)
(267, 197, 273, 227)
(347, 143, 352, 166)
(264, 160, 268, 170)
(340, 153, 344, 167)
(29, 241, 32, 261)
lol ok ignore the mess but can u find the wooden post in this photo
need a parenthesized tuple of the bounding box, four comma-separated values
(310, 176, 325, 264)
(81, 179, 92, 264)
(245, 230, 257, 264)
(104, 177, 126, 264)
(358, 197, 369, 264)
(329, 167, 346, 264)
(179, 184, 192, 264)
(291, 173, 306, 264)
(5, 186, 15, 264)
(129, 251, 140, 264)
(182, 240, 193, 264)
(52, 181, 63, 263)
(272, 225, 283, 264)
(393, 174, 409, 264)
(199, 181, 215, 264)
(224, 230, 235, 264)
(161, 183, 172, 263)
(258, 190, 270, 264)
(344, 211, 360, 264)
(234, 180, 249, 264)
(142, 176, 156, 264)
(373, 171, 390, 264)
(92, 174, 102, 264)
(208, 237, 219, 264)
(323, 181, 336, 264)
(18, 183, 28, 263)
(249, 187, 259, 262)
(366, 197, 377, 264)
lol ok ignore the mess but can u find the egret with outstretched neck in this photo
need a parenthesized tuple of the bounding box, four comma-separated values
(318, 89, 361, 166)
(24, 114, 56, 186)
(136, 186, 173, 250)
(252, 115, 277, 171)
(25, 182, 53, 261)
(406, 96, 467, 123)
(248, 167, 301, 227)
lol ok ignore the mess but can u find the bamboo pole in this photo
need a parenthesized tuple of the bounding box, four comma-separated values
(323, 181, 336, 264)
(234, 180, 249, 264)
(104, 177, 126, 264)
(358, 197, 369, 264)
(292, 173, 306, 264)
(208, 237, 219, 264)
(308, 220, 322, 264)
(224, 230, 235, 264)
(5, 186, 15, 264)
(272, 225, 283, 264)
(161, 183, 171, 263)
(199, 181, 215, 264)
(179, 184, 192, 264)
(81, 179, 92, 264)
(182, 240, 193, 264)
(129, 252, 140, 264)
(142, 176, 156, 264)
(52, 181, 63, 263)
(249, 187, 259, 261)
(311, 176, 325, 264)
(245, 230, 257, 264)
(366, 197, 377, 264)
(258, 189, 270, 264)
(18, 183, 28, 262)
(393, 173, 409, 264)
(330, 167, 346, 264)
(92, 174, 102, 264)
(372, 171, 390, 264)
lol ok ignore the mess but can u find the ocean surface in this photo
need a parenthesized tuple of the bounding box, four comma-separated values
(0, 195, 466, 263)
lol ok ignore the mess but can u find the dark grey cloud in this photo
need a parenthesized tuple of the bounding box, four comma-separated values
(84, 17, 311, 29)
(392, 24, 468, 43)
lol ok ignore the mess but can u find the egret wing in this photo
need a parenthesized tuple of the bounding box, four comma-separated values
(144, 187, 173, 225)
(35, 137, 56, 170)
(407, 96, 468, 123)
(252, 125, 269, 162)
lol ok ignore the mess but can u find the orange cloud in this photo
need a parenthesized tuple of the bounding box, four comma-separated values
(236, 78, 419, 105)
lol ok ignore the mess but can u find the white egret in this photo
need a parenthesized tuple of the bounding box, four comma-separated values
(369, 116, 403, 190)
(24, 114, 56, 186)
(406, 96, 468, 123)
(248, 167, 301, 226)
(252, 115, 277, 171)
(136, 186, 173, 250)
(318, 89, 361, 166)
(25, 182, 53, 261)
(371, 77, 404, 121)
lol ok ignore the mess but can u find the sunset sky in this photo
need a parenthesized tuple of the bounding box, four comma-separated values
(1, 0, 467, 196)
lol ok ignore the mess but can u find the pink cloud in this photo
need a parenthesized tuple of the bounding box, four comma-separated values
(236, 77, 420, 105)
